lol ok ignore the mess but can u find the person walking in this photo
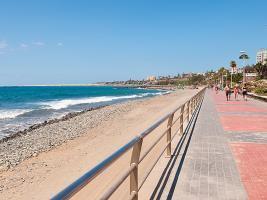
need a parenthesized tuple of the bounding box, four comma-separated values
(215, 85, 218, 94)
(242, 84, 248, 101)
(224, 85, 231, 101)
(234, 85, 239, 100)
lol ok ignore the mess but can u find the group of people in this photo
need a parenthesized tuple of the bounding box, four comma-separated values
(214, 84, 248, 101)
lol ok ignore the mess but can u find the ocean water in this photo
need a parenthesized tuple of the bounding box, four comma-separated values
(0, 86, 166, 139)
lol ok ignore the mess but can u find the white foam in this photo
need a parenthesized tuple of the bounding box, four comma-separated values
(39, 95, 143, 110)
(0, 109, 32, 119)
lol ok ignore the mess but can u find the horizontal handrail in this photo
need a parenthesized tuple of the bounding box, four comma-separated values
(51, 136, 141, 200)
(139, 128, 169, 163)
(51, 87, 206, 200)
(100, 164, 137, 199)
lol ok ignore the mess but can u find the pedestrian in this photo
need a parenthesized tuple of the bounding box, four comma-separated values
(234, 85, 239, 100)
(224, 85, 231, 101)
(217, 84, 221, 91)
(242, 84, 248, 101)
(215, 85, 218, 94)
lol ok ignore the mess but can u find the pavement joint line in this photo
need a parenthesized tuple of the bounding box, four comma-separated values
(155, 90, 247, 199)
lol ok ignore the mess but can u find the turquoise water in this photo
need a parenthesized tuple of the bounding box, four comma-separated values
(0, 86, 166, 138)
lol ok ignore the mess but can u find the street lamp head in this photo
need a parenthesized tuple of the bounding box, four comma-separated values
(239, 54, 249, 60)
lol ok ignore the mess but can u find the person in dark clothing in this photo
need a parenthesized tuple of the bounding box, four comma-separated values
(224, 85, 231, 101)
(242, 84, 248, 101)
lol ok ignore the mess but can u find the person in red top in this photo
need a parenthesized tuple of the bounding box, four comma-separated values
(234, 85, 239, 100)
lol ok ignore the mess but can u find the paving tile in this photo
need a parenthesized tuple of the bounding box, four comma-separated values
(154, 90, 247, 199)
(230, 143, 267, 200)
(220, 115, 267, 132)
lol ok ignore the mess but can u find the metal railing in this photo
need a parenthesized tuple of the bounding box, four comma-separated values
(51, 88, 206, 200)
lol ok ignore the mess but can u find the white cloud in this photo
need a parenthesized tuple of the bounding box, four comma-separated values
(0, 40, 8, 49)
(20, 43, 28, 48)
(57, 42, 63, 46)
(33, 41, 45, 46)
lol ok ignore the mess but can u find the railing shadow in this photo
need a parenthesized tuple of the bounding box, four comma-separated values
(50, 88, 206, 200)
(150, 97, 203, 200)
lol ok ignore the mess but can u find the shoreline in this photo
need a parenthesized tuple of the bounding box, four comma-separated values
(0, 87, 171, 143)
(0, 92, 173, 171)
(0, 105, 107, 144)
(0, 89, 198, 199)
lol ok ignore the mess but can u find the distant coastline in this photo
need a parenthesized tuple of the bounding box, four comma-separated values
(0, 83, 177, 91)
(0, 83, 102, 87)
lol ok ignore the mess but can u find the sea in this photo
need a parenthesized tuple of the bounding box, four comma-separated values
(0, 86, 167, 139)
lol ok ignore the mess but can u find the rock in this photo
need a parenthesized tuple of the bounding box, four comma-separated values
(0, 162, 10, 172)
(0, 100, 135, 170)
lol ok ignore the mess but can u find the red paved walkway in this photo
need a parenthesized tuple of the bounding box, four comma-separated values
(231, 143, 267, 200)
(221, 115, 267, 132)
(210, 89, 267, 200)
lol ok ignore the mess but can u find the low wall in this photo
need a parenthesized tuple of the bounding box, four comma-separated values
(247, 92, 267, 102)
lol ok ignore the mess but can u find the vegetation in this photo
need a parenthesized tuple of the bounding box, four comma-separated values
(188, 74, 205, 85)
(175, 79, 189, 86)
(104, 57, 266, 93)
(254, 87, 267, 96)
(254, 62, 267, 79)
(232, 73, 243, 83)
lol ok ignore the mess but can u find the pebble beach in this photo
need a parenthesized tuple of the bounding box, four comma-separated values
(0, 89, 198, 199)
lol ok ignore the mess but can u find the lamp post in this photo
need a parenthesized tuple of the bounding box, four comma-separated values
(221, 69, 227, 89)
(221, 72, 223, 89)
(230, 69, 233, 88)
(230, 61, 237, 88)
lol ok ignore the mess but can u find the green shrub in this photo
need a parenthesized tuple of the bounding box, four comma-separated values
(254, 87, 267, 96)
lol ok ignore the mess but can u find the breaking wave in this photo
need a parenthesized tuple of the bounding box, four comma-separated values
(0, 109, 32, 119)
(39, 93, 163, 110)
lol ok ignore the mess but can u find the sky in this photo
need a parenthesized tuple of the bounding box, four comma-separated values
(0, 0, 266, 85)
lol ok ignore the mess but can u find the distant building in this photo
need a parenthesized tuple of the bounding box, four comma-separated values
(245, 72, 257, 82)
(256, 48, 267, 64)
(146, 76, 156, 81)
(181, 73, 193, 78)
(236, 68, 243, 74)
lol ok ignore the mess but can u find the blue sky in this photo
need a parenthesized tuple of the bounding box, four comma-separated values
(0, 0, 266, 85)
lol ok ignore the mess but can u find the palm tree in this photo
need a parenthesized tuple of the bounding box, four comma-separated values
(230, 60, 237, 69)
(239, 53, 249, 83)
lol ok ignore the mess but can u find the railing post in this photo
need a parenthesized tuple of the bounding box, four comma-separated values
(179, 105, 185, 135)
(130, 139, 142, 200)
(190, 99, 194, 115)
(166, 113, 174, 157)
(186, 101, 190, 122)
(196, 96, 199, 107)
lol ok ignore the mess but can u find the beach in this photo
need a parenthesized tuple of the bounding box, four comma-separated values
(0, 89, 198, 199)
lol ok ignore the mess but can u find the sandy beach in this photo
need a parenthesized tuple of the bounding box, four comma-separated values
(0, 89, 198, 199)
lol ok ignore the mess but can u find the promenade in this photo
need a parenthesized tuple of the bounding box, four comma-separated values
(151, 89, 267, 199)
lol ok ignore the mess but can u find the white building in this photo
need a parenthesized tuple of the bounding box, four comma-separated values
(146, 76, 156, 81)
(256, 48, 267, 64)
